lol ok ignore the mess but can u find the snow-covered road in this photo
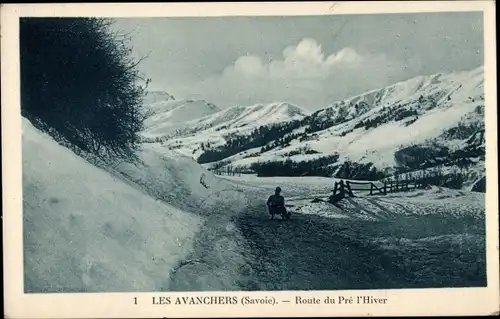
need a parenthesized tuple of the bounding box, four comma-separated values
(235, 204, 485, 290)
(166, 183, 486, 290)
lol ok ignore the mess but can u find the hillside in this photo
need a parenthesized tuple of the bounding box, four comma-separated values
(143, 90, 176, 105)
(142, 98, 221, 138)
(151, 67, 485, 190)
(143, 102, 309, 158)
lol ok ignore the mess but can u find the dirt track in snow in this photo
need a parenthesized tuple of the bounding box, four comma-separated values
(167, 179, 486, 291)
(234, 198, 486, 291)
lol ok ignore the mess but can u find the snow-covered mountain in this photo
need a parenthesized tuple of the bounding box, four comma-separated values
(146, 67, 485, 190)
(142, 98, 221, 138)
(142, 101, 309, 147)
(261, 66, 485, 167)
(198, 102, 307, 130)
(143, 90, 176, 105)
(141, 87, 309, 141)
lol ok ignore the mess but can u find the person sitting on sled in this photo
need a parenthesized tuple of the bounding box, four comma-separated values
(267, 187, 286, 218)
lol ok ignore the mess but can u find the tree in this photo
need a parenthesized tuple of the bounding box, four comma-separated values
(20, 18, 150, 162)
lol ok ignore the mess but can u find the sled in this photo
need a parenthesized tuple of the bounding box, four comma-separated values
(269, 206, 291, 221)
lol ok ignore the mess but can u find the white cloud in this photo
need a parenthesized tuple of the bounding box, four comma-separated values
(189, 38, 407, 110)
(223, 38, 366, 80)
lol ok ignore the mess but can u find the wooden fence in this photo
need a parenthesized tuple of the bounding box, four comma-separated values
(208, 167, 243, 176)
(331, 178, 427, 203)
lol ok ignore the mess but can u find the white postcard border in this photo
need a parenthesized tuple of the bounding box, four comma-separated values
(2, 2, 498, 318)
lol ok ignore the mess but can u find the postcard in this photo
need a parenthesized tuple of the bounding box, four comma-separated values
(2, 1, 498, 318)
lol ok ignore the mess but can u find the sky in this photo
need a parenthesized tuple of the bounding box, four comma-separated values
(112, 12, 484, 110)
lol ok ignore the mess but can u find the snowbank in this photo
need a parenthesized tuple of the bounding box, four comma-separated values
(296, 202, 351, 219)
(115, 143, 248, 214)
(22, 117, 203, 292)
(107, 143, 252, 291)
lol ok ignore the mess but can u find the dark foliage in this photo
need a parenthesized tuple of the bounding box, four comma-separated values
(363, 107, 419, 130)
(250, 154, 339, 177)
(471, 176, 486, 192)
(395, 134, 484, 173)
(197, 120, 302, 163)
(21, 18, 148, 161)
(210, 164, 244, 176)
(334, 161, 386, 181)
(442, 171, 466, 189)
(283, 146, 319, 157)
(441, 121, 483, 140)
(394, 144, 450, 170)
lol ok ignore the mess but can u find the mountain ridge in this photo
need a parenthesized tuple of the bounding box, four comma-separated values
(143, 66, 485, 191)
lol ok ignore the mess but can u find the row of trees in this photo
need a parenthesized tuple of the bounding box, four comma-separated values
(385, 166, 469, 190)
(334, 161, 387, 181)
(353, 107, 419, 130)
(210, 165, 244, 176)
(283, 146, 319, 157)
(21, 18, 149, 162)
(197, 120, 303, 163)
(249, 155, 340, 177)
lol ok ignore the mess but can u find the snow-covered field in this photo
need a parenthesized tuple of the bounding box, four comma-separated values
(221, 174, 337, 197)
(222, 174, 485, 221)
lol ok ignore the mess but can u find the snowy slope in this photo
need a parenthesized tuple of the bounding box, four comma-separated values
(145, 102, 309, 158)
(246, 67, 483, 166)
(143, 90, 176, 105)
(22, 117, 203, 292)
(143, 99, 220, 138)
(113, 142, 249, 213)
(193, 102, 307, 131)
(144, 101, 308, 140)
(312, 66, 484, 125)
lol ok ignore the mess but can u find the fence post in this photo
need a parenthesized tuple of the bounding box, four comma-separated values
(383, 181, 387, 195)
(369, 183, 373, 195)
(346, 181, 354, 197)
